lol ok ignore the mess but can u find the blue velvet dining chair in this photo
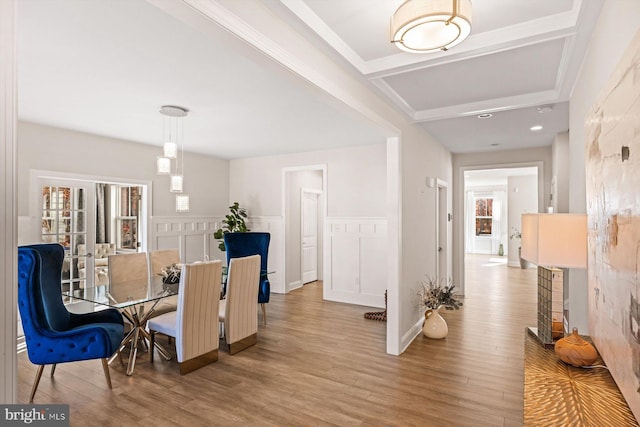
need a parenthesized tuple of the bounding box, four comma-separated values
(18, 243, 124, 402)
(224, 232, 271, 325)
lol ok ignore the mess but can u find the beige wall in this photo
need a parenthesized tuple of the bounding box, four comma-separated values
(18, 121, 230, 218)
(400, 127, 453, 346)
(229, 143, 387, 218)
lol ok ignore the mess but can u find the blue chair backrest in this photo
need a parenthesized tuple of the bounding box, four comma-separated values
(224, 232, 270, 303)
(18, 244, 71, 334)
(224, 232, 270, 272)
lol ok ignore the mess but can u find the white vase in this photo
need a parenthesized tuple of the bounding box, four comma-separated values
(422, 307, 448, 339)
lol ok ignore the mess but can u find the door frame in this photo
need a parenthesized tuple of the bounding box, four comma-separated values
(281, 164, 327, 294)
(29, 169, 152, 254)
(301, 187, 322, 285)
(456, 162, 544, 295)
(435, 179, 450, 281)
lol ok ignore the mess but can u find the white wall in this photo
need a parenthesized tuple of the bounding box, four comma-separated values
(17, 121, 230, 217)
(400, 128, 453, 350)
(230, 144, 386, 217)
(551, 131, 570, 213)
(569, 0, 640, 336)
(506, 175, 538, 267)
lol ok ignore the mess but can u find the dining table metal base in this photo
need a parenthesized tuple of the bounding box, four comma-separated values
(110, 301, 172, 375)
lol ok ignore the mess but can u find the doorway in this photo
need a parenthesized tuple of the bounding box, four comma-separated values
(282, 165, 326, 293)
(30, 171, 150, 291)
(462, 166, 539, 293)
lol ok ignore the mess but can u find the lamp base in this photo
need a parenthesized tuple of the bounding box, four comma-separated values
(527, 326, 555, 349)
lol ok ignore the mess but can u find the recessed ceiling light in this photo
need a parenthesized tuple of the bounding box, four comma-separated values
(490, 143, 499, 146)
(530, 125, 543, 131)
(477, 113, 493, 119)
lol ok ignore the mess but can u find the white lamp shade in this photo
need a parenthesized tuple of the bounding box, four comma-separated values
(521, 213, 587, 269)
(176, 194, 189, 212)
(391, 0, 472, 53)
(163, 142, 177, 159)
(170, 175, 183, 193)
(156, 156, 171, 175)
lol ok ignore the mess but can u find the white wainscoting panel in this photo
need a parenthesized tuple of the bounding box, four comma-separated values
(151, 216, 223, 264)
(152, 216, 285, 294)
(324, 218, 387, 308)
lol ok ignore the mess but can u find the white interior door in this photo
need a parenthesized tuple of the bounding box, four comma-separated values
(38, 178, 95, 294)
(301, 190, 319, 284)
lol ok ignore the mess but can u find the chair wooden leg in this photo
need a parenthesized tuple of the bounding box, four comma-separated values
(261, 303, 267, 325)
(101, 358, 112, 389)
(50, 364, 57, 377)
(29, 365, 45, 403)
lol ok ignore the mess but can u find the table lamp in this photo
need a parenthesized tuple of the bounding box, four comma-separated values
(520, 213, 587, 348)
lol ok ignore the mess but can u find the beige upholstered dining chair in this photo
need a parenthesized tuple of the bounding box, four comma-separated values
(218, 254, 260, 355)
(148, 261, 223, 374)
(149, 249, 180, 311)
(107, 252, 149, 303)
(107, 252, 176, 317)
(149, 249, 180, 281)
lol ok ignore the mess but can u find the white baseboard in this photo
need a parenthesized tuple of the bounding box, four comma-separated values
(400, 316, 425, 354)
(287, 280, 302, 293)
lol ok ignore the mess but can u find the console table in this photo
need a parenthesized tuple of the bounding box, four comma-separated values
(524, 329, 638, 426)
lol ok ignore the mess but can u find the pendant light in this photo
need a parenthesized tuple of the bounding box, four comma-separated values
(158, 105, 190, 212)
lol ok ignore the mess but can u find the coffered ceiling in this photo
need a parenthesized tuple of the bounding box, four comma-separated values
(17, 0, 604, 158)
(274, 0, 603, 152)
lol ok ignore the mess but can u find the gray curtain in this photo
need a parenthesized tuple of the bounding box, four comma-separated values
(96, 183, 107, 243)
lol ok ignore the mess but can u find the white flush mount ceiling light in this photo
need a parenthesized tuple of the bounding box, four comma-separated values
(530, 125, 543, 131)
(391, 0, 472, 53)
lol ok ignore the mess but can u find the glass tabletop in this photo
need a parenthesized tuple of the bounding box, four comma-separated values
(63, 277, 177, 309)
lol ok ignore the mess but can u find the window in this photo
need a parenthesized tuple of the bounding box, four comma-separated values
(115, 186, 142, 251)
(475, 197, 493, 236)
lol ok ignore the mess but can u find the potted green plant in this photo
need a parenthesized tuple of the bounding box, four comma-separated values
(213, 202, 249, 251)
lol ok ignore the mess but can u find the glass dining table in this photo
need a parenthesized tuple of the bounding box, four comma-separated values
(64, 267, 273, 375)
(63, 277, 177, 376)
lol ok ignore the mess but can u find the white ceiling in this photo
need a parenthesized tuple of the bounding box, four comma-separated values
(17, 0, 604, 158)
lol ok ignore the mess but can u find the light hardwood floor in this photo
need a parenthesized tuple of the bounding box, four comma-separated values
(17, 254, 537, 426)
